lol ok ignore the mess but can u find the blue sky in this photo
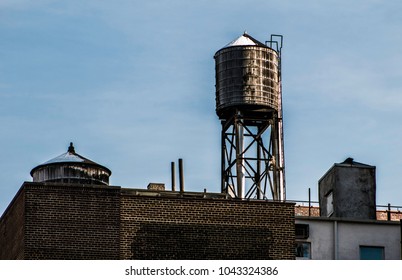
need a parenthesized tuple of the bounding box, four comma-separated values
(1, 0, 402, 214)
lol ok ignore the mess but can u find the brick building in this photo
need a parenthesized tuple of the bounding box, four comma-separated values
(0, 143, 295, 259)
(0, 182, 295, 260)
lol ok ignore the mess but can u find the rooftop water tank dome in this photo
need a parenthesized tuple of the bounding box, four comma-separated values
(30, 142, 112, 185)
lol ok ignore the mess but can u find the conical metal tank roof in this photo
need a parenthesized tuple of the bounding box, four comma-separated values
(222, 32, 267, 48)
(30, 142, 111, 185)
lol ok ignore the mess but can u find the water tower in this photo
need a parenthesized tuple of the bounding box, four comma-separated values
(30, 142, 111, 185)
(214, 33, 285, 201)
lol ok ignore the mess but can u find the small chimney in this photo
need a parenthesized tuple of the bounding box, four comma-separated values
(147, 183, 165, 191)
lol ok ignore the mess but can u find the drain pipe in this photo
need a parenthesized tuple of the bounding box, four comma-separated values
(334, 220, 339, 260)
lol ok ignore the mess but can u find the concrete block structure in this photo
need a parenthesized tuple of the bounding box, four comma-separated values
(319, 158, 376, 219)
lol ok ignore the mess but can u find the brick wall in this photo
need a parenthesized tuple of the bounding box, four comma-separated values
(120, 193, 295, 259)
(1, 183, 295, 260)
(295, 205, 320, 217)
(0, 187, 25, 259)
(376, 210, 402, 221)
(22, 182, 120, 259)
(295, 205, 402, 221)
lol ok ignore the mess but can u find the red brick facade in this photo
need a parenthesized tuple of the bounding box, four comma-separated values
(1, 182, 295, 260)
(295, 205, 402, 221)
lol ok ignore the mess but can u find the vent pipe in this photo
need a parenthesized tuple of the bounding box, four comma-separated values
(308, 188, 311, 217)
(388, 203, 391, 221)
(171, 161, 176, 191)
(179, 158, 184, 193)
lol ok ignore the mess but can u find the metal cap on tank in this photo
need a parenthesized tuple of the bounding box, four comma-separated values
(214, 33, 281, 118)
(30, 142, 112, 185)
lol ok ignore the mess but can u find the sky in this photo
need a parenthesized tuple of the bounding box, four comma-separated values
(1, 0, 402, 215)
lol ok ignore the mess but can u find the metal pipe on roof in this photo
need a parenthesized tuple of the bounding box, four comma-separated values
(171, 162, 176, 192)
(308, 188, 311, 217)
(388, 203, 391, 221)
(179, 158, 184, 193)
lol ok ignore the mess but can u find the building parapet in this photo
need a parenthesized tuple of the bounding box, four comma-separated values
(294, 202, 402, 221)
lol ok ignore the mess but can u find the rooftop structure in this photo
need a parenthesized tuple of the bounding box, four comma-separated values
(30, 143, 111, 185)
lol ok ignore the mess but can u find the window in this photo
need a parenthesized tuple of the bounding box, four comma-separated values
(360, 246, 384, 260)
(295, 242, 311, 259)
(295, 224, 309, 239)
(326, 191, 333, 217)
